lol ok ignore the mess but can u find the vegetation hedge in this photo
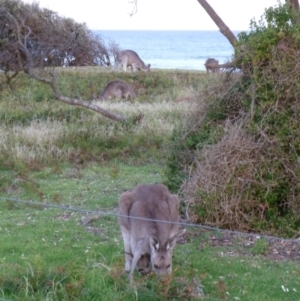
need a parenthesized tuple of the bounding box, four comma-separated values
(164, 3, 300, 238)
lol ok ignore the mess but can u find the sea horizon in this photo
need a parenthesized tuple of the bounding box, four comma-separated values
(95, 30, 240, 71)
(95, 29, 246, 32)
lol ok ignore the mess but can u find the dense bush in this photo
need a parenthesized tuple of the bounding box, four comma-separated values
(164, 3, 300, 237)
(0, 0, 113, 74)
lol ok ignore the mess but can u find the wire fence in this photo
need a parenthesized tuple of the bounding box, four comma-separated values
(1, 195, 299, 243)
(1, 195, 300, 301)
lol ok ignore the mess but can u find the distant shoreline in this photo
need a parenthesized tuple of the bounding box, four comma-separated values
(95, 30, 236, 71)
(94, 29, 245, 33)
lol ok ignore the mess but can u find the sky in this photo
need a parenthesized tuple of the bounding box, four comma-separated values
(24, 0, 281, 31)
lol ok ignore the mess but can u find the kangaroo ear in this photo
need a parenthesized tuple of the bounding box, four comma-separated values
(166, 235, 177, 250)
(167, 228, 186, 250)
(149, 235, 159, 252)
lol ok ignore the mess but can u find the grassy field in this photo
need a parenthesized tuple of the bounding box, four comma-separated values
(0, 68, 299, 300)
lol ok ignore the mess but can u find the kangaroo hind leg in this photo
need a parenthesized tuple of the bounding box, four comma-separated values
(121, 56, 128, 72)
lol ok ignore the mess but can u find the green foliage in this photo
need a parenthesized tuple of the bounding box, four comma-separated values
(164, 90, 235, 193)
(251, 238, 269, 255)
(237, 3, 300, 65)
(0, 0, 112, 69)
(235, 4, 300, 231)
(164, 3, 300, 237)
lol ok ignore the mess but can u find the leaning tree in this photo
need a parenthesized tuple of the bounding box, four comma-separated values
(196, 0, 299, 45)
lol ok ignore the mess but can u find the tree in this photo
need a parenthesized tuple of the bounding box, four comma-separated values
(130, 0, 300, 57)
(196, 1, 300, 47)
(0, 0, 126, 121)
(288, 0, 300, 10)
(195, 0, 237, 47)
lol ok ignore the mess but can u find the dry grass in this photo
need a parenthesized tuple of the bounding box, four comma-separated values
(94, 99, 197, 134)
(0, 120, 68, 162)
(0, 87, 199, 164)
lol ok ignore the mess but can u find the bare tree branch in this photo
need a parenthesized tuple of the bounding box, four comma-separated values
(129, 0, 138, 16)
(29, 69, 126, 121)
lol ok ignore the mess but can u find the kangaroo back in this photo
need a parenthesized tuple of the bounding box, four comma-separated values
(204, 58, 220, 73)
(118, 184, 183, 280)
(99, 80, 136, 100)
(118, 189, 151, 275)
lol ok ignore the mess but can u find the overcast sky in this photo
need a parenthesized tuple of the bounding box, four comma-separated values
(24, 0, 280, 31)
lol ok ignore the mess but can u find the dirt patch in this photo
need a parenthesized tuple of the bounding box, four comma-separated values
(54, 211, 300, 261)
(184, 229, 300, 261)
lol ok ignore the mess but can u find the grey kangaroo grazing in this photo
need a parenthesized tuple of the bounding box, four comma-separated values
(99, 80, 136, 100)
(204, 58, 220, 73)
(118, 183, 185, 281)
(113, 50, 151, 72)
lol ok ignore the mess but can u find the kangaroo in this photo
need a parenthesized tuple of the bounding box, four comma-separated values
(204, 58, 220, 74)
(113, 50, 151, 72)
(99, 80, 136, 100)
(126, 253, 151, 276)
(118, 183, 185, 280)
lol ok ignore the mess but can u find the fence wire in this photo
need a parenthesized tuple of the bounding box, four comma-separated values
(1, 196, 299, 243)
(0, 195, 300, 301)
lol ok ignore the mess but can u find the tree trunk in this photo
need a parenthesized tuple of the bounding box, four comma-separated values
(286, 0, 300, 24)
(196, 0, 238, 47)
(288, 0, 300, 10)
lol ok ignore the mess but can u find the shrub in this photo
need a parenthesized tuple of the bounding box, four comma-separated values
(165, 3, 300, 237)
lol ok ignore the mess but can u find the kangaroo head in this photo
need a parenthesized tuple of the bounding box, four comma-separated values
(137, 254, 151, 275)
(127, 252, 151, 275)
(138, 63, 151, 72)
(149, 235, 177, 275)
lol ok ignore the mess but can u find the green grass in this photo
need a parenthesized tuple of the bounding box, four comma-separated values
(0, 69, 299, 300)
(1, 163, 300, 301)
(0, 68, 202, 170)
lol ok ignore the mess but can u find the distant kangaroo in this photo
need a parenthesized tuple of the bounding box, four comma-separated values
(113, 50, 151, 72)
(204, 58, 220, 73)
(99, 80, 136, 100)
(118, 183, 185, 281)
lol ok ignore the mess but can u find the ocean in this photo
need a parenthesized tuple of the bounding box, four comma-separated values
(95, 30, 243, 71)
